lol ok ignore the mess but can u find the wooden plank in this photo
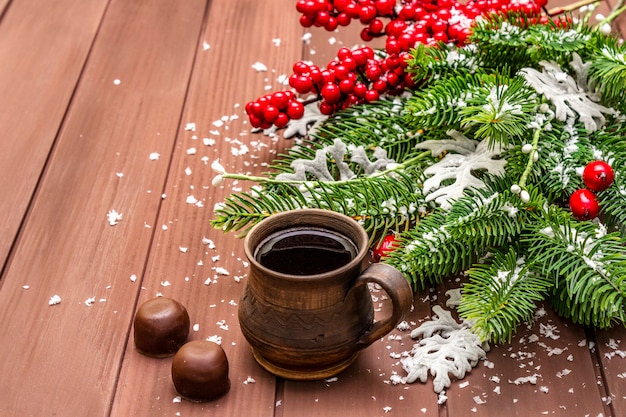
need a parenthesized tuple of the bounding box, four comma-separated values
(280, 290, 440, 417)
(595, 328, 626, 416)
(0, 0, 108, 269)
(108, 0, 305, 415)
(0, 0, 206, 415)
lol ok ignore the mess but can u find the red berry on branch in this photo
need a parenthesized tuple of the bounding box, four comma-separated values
(286, 101, 305, 119)
(372, 234, 399, 262)
(582, 161, 615, 192)
(321, 83, 342, 104)
(569, 189, 600, 221)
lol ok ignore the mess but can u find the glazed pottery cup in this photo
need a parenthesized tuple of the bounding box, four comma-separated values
(238, 208, 413, 380)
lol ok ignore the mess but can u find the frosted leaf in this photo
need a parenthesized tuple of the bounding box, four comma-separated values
(274, 139, 394, 182)
(402, 306, 488, 393)
(519, 57, 614, 132)
(283, 99, 328, 138)
(326, 139, 356, 180)
(350, 146, 394, 175)
(415, 129, 479, 157)
(418, 130, 507, 209)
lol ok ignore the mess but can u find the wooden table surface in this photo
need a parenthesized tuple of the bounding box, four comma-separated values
(1, 0, 625, 416)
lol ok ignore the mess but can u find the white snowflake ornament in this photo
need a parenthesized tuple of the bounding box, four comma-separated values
(416, 130, 507, 209)
(402, 306, 488, 393)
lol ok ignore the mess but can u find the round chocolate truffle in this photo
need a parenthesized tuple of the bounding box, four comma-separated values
(171, 340, 230, 402)
(133, 297, 190, 358)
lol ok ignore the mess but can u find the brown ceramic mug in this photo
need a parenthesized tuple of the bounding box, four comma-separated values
(238, 208, 413, 380)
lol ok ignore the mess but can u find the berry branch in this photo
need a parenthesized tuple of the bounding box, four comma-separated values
(246, 0, 554, 130)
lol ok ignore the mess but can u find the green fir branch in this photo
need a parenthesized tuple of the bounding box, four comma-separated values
(386, 184, 532, 288)
(523, 208, 626, 327)
(589, 36, 626, 107)
(458, 246, 554, 343)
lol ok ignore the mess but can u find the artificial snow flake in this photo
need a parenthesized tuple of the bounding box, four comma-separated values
(107, 209, 123, 226)
(252, 62, 268, 72)
(416, 130, 507, 209)
(401, 306, 488, 393)
(519, 56, 615, 132)
(49, 294, 62, 306)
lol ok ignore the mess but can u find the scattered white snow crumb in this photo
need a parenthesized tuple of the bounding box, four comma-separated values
(184, 167, 192, 176)
(186, 147, 196, 155)
(302, 32, 312, 43)
(217, 320, 229, 331)
(149, 152, 160, 160)
(202, 41, 210, 51)
(202, 237, 216, 248)
(473, 396, 487, 405)
(214, 267, 229, 276)
(557, 369, 572, 378)
(85, 297, 96, 306)
(493, 386, 501, 395)
(130, 274, 137, 282)
(113, 79, 121, 85)
(252, 62, 268, 72)
(539, 323, 561, 340)
(420, 408, 428, 414)
(437, 391, 448, 404)
(509, 374, 540, 385)
(396, 321, 411, 331)
(22, 285, 29, 290)
(383, 406, 392, 413)
(172, 396, 182, 403)
(107, 209, 123, 226)
(243, 376, 256, 384)
(459, 381, 470, 388)
(272, 38, 281, 46)
(325, 377, 339, 383)
(203, 137, 216, 146)
(184, 122, 196, 131)
(179, 246, 188, 253)
(186, 195, 199, 205)
(540, 386, 550, 393)
(116, 172, 124, 178)
(328, 37, 337, 45)
(489, 375, 501, 383)
(49, 295, 62, 305)
(207, 335, 222, 345)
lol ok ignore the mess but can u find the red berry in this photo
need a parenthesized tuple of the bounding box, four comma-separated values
(569, 189, 600, 221)
(582, 161, 615, 192)
(271, 92, 289, 110)
(274, 113, 289, 128)
(365, 89, 379, 102)
(286, 101, 305, 119)
(321, 83, 342, 104)
(372, 234, 399, 262)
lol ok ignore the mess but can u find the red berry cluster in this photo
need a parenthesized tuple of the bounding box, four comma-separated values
(290, 46, 412, 115)
(245, 91, 306, 129)
(569, 161, 615, 221)
(247, 0, 550, 129)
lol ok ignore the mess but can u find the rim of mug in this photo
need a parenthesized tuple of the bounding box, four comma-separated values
(243, 208, 369, 281)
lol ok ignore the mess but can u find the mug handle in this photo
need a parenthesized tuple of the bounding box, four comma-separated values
(353, 263, 413, 347)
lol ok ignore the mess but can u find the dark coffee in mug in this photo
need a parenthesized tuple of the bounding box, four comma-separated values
(255, 227, 358, 276)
